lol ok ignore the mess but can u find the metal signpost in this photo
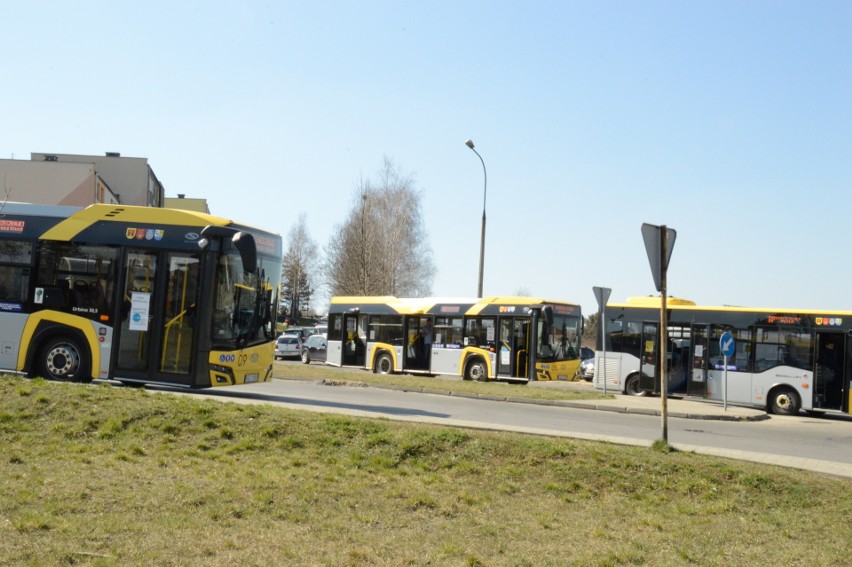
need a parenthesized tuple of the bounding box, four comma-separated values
(592, 286, 612, 394)
(641, 223, 676, 443)
(719, 331, 735, 411)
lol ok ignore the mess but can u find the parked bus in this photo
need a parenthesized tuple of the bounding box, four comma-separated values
(595, 296, 851, 416)
(0, 202, 282, 387)
(326, 295, 583, 382)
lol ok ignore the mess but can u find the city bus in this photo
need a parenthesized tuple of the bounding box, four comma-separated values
(594, 296, 851, 416)
(326, 295, 583, 382)
(0, 202, 282, 387)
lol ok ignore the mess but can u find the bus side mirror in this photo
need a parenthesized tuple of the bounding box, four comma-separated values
(232, 232, 257, 273)
(541, 306, 553, 326)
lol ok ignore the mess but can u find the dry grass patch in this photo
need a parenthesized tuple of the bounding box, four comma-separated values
(1, 375, 850, 566)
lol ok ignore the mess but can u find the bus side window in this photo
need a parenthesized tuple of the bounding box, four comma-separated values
(40, 282, 72, 309)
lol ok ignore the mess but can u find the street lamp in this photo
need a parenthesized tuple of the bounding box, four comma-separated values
(465, 139, 487, 298)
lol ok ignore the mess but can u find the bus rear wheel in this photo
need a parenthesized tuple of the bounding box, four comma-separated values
(769, 387, 800, 416)
(465, 359, 487, 382)
(374, 352, 393, 374)
(38, 336, 87, 382)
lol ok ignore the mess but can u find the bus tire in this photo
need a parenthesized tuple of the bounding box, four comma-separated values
(465, 358, 487, 382)
(769, 387, 800, 416)
(374, 352, 393, 374)
(624, 374, 646, 396)
(38, 336, 88, 382)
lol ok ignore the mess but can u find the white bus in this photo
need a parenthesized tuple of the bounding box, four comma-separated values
(595, 296, 850, 416)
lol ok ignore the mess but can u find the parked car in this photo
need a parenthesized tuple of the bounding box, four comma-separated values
(275, 335, 302, 360)
(301, 334, 328, 364)
(578, 356, 595, 381)
(283, 327, 314, 342)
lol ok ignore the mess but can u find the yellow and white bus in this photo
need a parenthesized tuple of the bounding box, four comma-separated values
(0, 202, 282, 387)
(326, 295, 583, 382)
(596, 296, 851, 416)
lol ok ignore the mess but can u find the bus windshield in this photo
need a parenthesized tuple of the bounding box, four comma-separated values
(212, 247, 277, 346)
(537, 311, 581, 362)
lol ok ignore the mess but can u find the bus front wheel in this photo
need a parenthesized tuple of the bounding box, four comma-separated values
(374, 352, 393, 375)
(38, 336, 88, 382)
(769, 387, 800, 416)
(624, 374, 646, 396)
(465, 359, 487, 382)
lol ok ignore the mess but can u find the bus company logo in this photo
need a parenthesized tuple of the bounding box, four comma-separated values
(499, 306, 516, 313)
(219, 354, 236, 363)
(815, 317, 842, 326)
(185, 232, 200, 241)
(250, 353, 259, 363)
(127, 228, 148, 240)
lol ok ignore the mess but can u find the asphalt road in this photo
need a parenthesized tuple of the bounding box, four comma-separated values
(168, 377, 852, 479)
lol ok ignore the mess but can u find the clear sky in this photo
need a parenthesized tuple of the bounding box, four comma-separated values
(3, 1, 851, 315)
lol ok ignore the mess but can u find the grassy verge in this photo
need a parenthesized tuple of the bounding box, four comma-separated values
(2, 375, 850, 566)
(274, 360, 610, 402)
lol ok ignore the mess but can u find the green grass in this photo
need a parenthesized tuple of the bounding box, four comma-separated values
(2, 375, 851, 566)
(274, 360, 611, 402)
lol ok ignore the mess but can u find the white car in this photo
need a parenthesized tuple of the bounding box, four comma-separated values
(578, 357, 595, 381)
(275, 335, 302, 360)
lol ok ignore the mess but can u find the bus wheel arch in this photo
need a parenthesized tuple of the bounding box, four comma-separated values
(36, 334, 91, 383)
(373, 351, 394, 374)
(768, 386, 800, 416)
(624, 373, 646, 396)
(464, 357, 488, 382)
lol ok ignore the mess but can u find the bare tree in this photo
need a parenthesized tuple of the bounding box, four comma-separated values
(324, 158, 435, 297)
(281, 214, 318, 320)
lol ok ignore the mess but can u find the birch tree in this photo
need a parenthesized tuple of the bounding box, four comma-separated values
(281, 214, 317, 319)
(324, 158, 435, 297)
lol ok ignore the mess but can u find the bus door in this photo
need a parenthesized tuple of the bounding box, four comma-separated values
(814, 331, 846, 411)
(688, 324, 709, 396)
(115, 250, 200, 385)
(342, 312, 365, 367)
(497, 317, 530, 379)
(638, 322, 659, 393)
(403, 316, 432, 371)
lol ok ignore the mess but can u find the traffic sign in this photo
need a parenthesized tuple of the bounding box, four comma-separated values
(641, 223, 676, 292)
(592, 286, 611, 310)
(719, 332, 735, 357)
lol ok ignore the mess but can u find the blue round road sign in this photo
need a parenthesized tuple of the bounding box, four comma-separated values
(719, 332, 735, 357)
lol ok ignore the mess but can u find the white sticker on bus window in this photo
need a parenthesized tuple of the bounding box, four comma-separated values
(501, 346, 510, 365)
(34, 288, 44, 304)
(694, 345, 704, 357)
(129, 292, 151, 331)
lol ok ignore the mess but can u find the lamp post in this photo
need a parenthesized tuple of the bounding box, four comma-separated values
(465, 139, 487, 298)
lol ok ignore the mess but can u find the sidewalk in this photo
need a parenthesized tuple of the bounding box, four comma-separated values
(553, 394, 769, 421)
(522, 380, 768, 421)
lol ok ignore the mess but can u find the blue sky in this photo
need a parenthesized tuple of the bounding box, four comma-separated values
(4, 1, 851, 314)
